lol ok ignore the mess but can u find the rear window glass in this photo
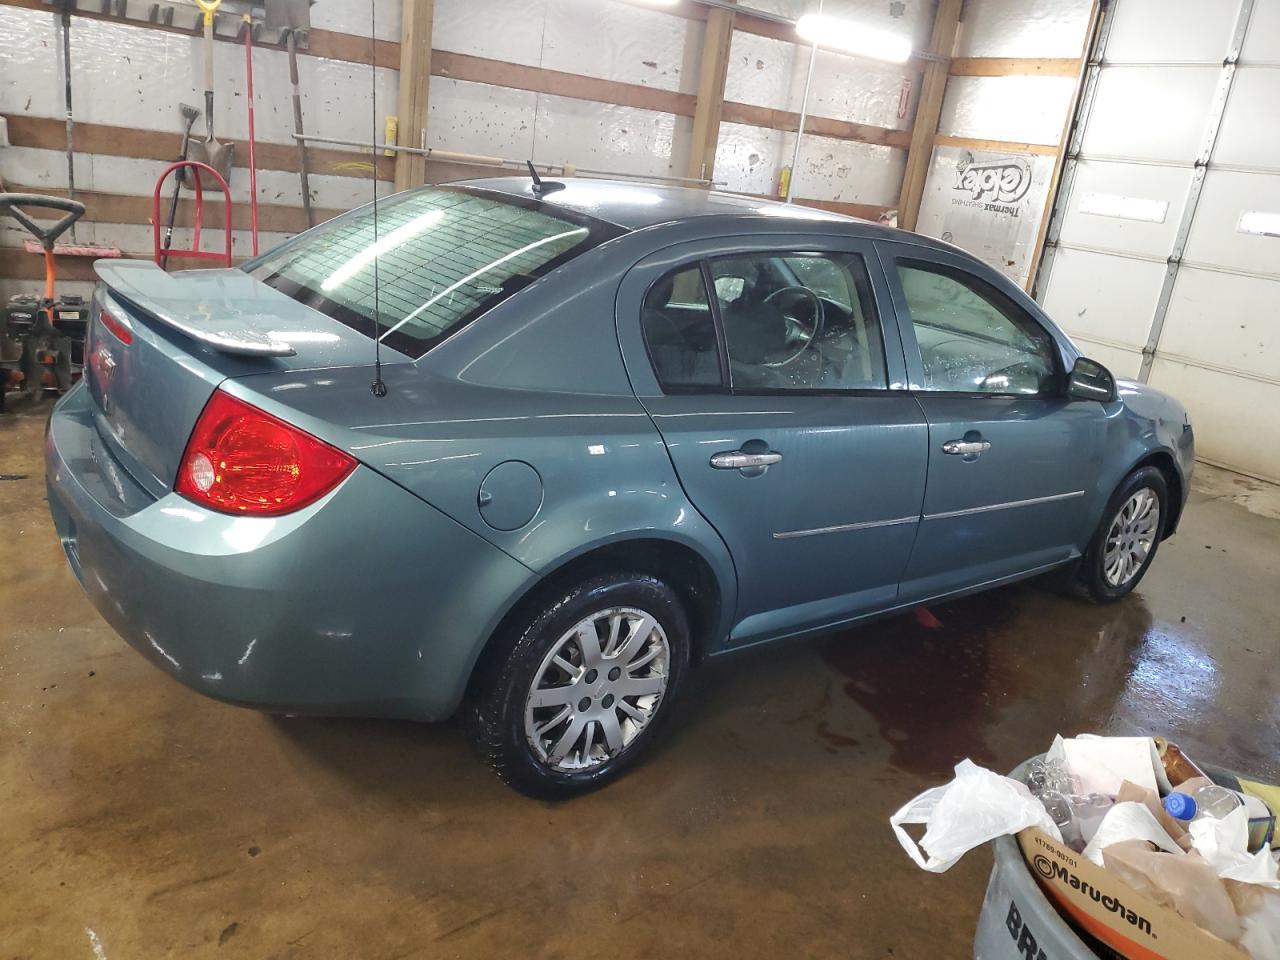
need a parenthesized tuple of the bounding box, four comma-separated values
(247, 187, 620, 359)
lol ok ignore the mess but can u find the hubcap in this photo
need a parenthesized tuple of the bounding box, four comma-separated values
(524, 607, 670, 773)
(1103, 488, 1161, 587)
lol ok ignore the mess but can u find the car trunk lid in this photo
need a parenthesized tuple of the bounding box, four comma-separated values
(85, 260, 407, 498)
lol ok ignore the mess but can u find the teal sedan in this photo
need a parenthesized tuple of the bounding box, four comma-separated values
(45, 178, 1193, 797)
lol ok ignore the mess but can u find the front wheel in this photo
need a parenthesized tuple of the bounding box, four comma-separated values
(1079, 466, 1168, 602)
(464, 572, 690, 799)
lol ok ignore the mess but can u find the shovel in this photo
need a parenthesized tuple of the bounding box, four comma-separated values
(187, 0, 234, 188)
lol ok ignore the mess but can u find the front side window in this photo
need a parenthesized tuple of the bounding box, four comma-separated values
(708, 253, 888, 391)
(247, 187, 617, 359)
(896, 261, 1058, 395)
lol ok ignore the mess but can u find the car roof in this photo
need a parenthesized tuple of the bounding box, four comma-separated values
(456, 176, 875, 231)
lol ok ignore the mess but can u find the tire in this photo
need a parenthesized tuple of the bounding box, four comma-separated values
(1078, 466, 1168, 603)
(464, 572, 690, 799)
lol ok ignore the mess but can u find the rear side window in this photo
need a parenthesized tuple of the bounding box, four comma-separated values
(248, 187, 620, 359)
(641, 266, 723, 391)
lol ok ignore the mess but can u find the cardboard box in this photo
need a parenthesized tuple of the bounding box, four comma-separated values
(1016, 828, 1248, 960)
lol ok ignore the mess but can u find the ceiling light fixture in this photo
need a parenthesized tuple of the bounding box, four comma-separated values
(794, 13, 912, 63)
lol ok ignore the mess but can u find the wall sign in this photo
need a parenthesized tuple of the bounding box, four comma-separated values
(915, 147, 1056, 288)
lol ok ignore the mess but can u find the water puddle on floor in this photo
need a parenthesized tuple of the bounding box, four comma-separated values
(815, 585, 1161, 778)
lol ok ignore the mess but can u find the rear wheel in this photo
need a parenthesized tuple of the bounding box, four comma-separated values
(464, 572, 689, 799)
(1079, 466, 1167, 602)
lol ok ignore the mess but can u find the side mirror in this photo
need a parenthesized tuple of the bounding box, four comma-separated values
(1067, 357, 1117, 402)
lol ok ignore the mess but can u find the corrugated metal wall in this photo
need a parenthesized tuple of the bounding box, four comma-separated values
(1037, 0, 1280, 483)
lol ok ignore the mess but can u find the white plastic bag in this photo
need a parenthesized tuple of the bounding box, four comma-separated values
(1083, 800, 1185, 866)
(890, 759, 1063, 873)
(1191, 807, 1280, 888)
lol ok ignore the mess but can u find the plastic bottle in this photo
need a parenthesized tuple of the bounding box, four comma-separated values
(1164, 784, 1242, 821)
(1041, 792, 1114, 852)
(1164, 784, 1276, 852)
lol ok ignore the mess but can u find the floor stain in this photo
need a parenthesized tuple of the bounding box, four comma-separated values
(819, 591, 1022, 776)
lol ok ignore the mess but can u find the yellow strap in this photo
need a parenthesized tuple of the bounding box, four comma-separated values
(194, 0, 221, 27)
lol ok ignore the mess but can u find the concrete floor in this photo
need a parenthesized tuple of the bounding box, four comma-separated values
(3, 406, 1278, 960)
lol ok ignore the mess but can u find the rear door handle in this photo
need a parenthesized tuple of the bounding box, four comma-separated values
(710, 451, 782, 470)
(942, 439, 992, 456)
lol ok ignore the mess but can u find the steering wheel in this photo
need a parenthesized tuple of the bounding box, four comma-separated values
(0, 193, 86, 252)
(762, 286, 825, 368)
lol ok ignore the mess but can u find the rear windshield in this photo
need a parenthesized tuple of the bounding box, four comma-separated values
(247, 186, 621, 359)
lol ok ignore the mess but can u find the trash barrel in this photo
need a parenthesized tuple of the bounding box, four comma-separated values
(973, 757, 1100, 959)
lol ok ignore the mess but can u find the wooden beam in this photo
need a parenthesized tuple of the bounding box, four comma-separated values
(686, 2, 735, 182)
(722, 102, 911, 149)
(934, 134, 1060, 156)
(949, 57, 1081, 78)
(7, 184, 345, 234)
(395, 0, 433, 191)
(897, 0, 962, 231)
(432, 50, 696, 118)
(3, 115, 396, 181)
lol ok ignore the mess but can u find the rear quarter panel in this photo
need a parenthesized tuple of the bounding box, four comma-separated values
(228, 234, 740, 650)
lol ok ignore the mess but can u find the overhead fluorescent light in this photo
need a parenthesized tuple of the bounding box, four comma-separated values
(794, 14, 912, 63)
(1078, 193, 1169, 223)
(1238, 210, 1280, 238)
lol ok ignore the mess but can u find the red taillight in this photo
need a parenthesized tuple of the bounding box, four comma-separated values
(176, 389, 356, 516)
(98, 308, 133, 345)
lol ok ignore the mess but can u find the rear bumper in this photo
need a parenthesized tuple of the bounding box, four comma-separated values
(45, 384, 537, 720)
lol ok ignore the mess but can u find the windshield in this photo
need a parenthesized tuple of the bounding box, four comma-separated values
(247, 186, 621, 359)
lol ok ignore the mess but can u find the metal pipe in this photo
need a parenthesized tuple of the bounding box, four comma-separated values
(289, 133, 723, 186)
(286, 30, 314, 228)
(785, 0, 821, 203)
(59, 7, 77, 242)
(244, 17, 259, 256)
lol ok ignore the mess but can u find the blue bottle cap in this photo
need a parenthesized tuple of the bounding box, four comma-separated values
(1164, 792, 1197, 820)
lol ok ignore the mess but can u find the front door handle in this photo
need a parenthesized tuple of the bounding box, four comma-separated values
(710, 450, 783, 470)
(942, 439, 992, 457)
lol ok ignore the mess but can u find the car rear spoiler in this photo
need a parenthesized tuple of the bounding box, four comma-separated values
(93, 260, 297, 357)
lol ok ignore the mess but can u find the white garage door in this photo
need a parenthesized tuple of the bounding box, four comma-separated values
(1035, 0, 1280, 483)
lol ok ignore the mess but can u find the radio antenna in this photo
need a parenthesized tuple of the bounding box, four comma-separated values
(368, 0, 387, 398)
